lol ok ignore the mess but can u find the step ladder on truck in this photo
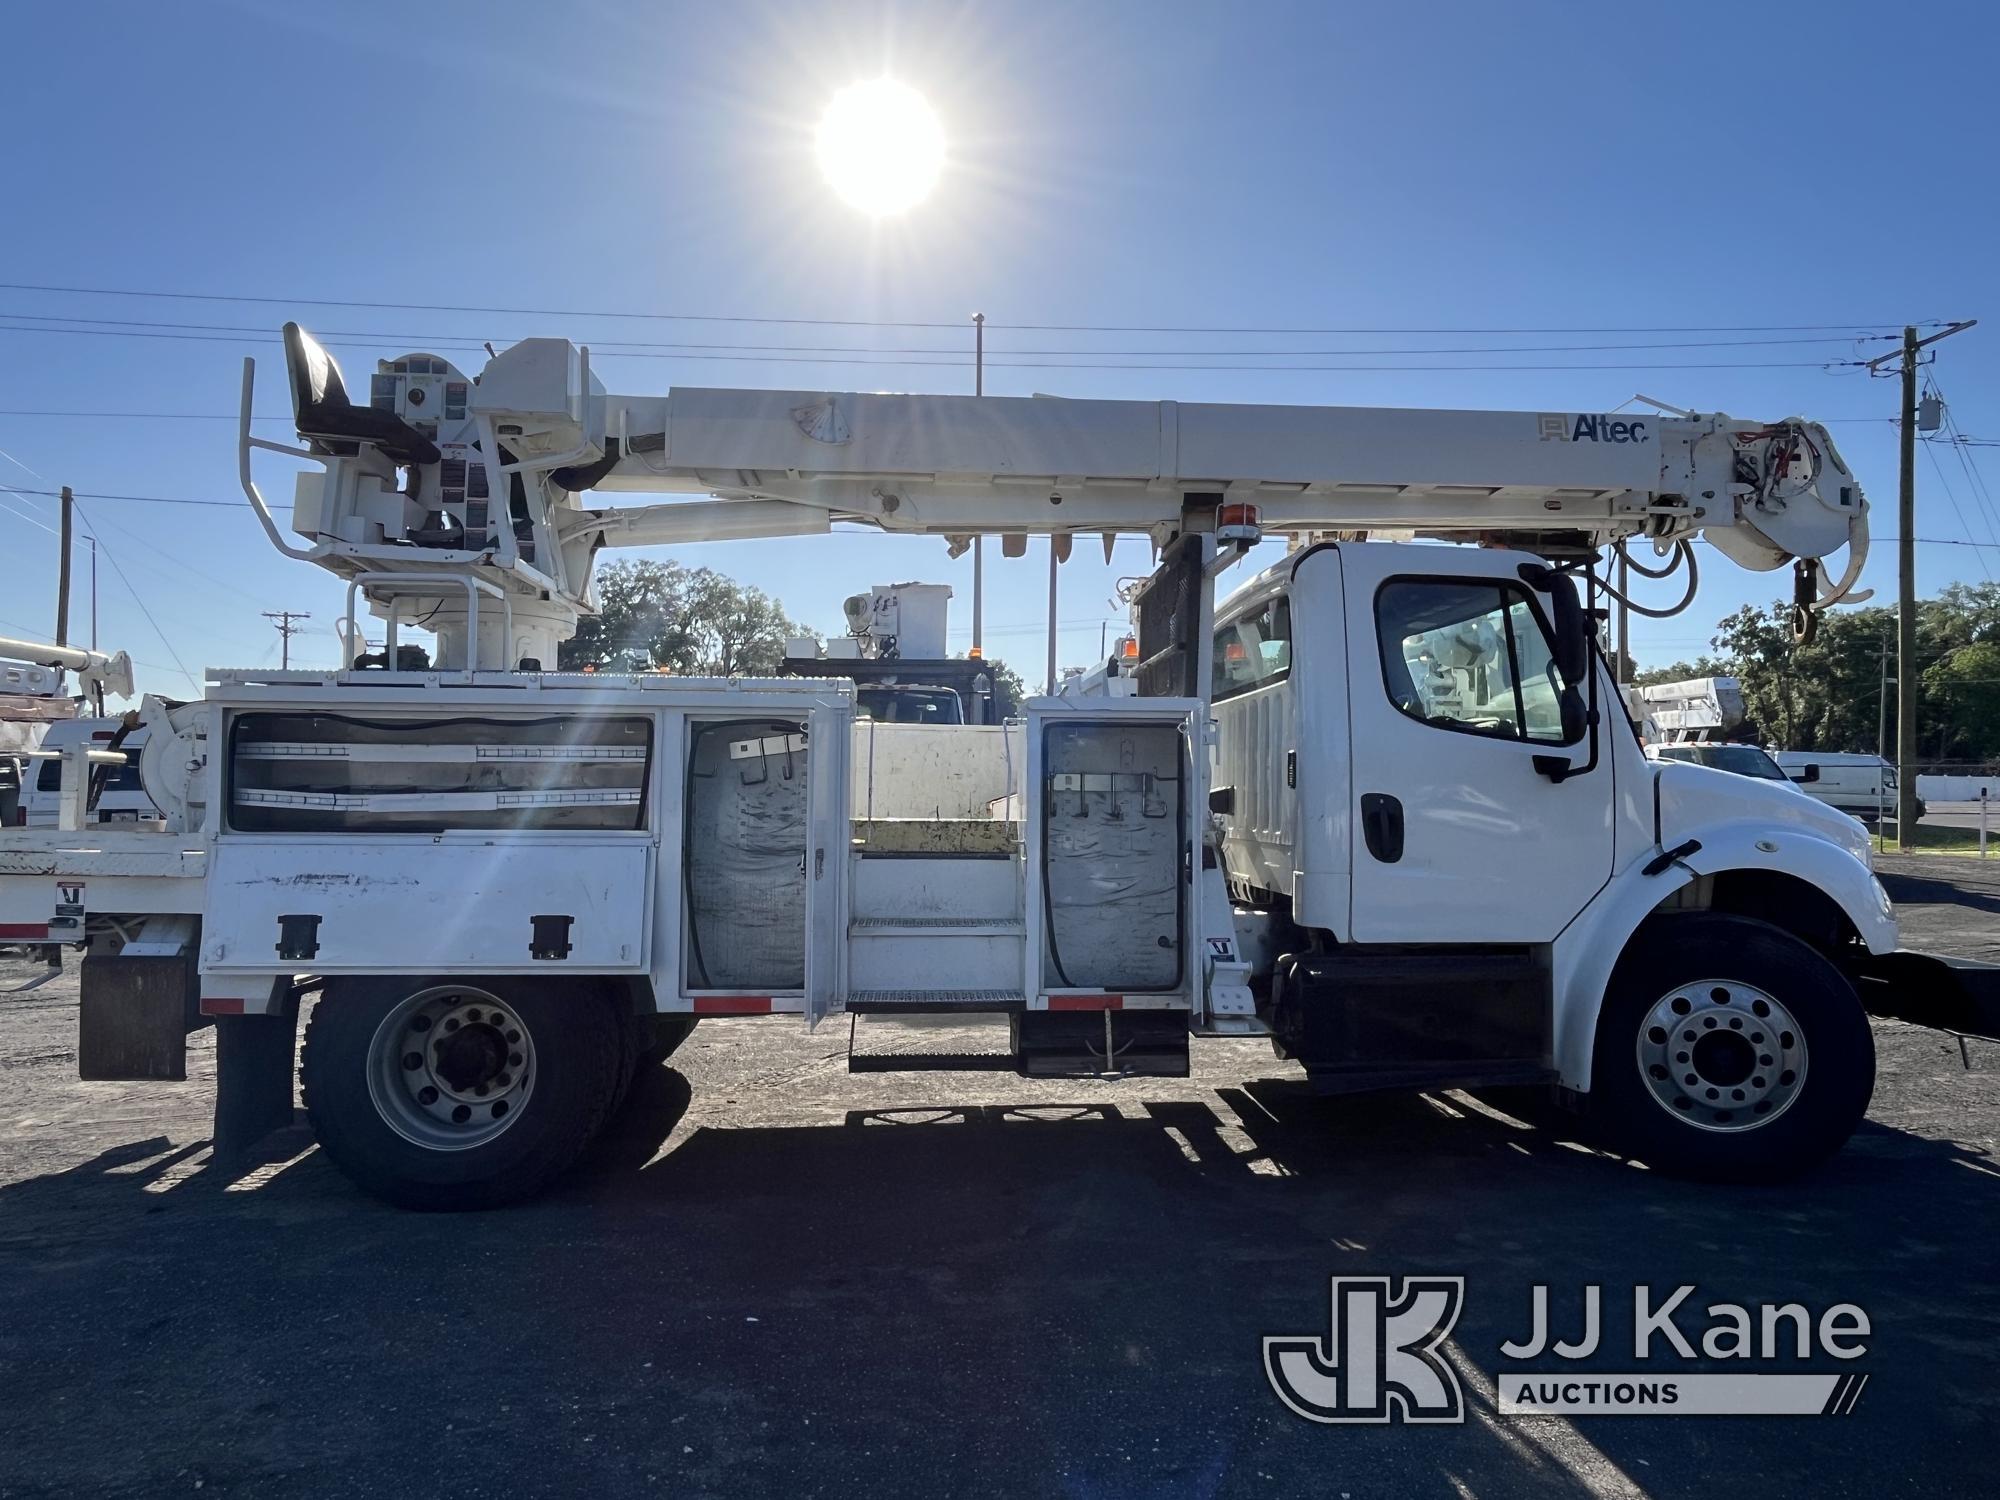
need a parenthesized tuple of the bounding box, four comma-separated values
(2, 323, 1995, 1208)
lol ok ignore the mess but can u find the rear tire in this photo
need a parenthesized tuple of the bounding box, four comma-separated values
(1590, 915, 1874, 1182)
(647, 1014, 696, 1061)
(301, 975, 623, 1210)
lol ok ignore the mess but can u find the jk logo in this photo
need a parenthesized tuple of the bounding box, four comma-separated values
(1264, 1277, 1466, 1424)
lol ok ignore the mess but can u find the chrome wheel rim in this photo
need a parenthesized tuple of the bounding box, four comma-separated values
(366, 986, 536, 1151)
(1634, 979, 1807, 1133)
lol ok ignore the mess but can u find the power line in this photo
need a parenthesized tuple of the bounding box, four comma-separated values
(262, 610, 311, 669)
(1933, 383, 2000, 549)
(0, 280, 1937, 336)
(0, 322, 1867, 373)
(68, 501, 196, 691)
(72, 500, 287, 610)
(1918, 440, 1994, 580)
(0, 495, 59, 534)
(0, 310, 1899, 358)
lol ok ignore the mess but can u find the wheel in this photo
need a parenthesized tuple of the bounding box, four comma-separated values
(1590, 914, 1874, 1182)
(301, 975, 624, 1210)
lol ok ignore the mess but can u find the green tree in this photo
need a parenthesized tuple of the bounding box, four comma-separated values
(1631, 580, 2000, 760)
(1924, 640, 2000, 761)
(560, 559, 809, 675)
(982, 657, 1027, 717)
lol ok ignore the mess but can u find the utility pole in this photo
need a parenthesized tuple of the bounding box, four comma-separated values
(971, 313, 985, 660)
(1896, 325, 1917, 848)
(1866, 319, 1977, 850)
(54, 485, 73, 650)
(262, 610, 311, 669)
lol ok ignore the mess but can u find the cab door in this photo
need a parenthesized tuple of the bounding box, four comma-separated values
(1340, 546, 1614, 943)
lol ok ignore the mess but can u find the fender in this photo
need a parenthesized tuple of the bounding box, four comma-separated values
(1549, 820, 1893, 1093)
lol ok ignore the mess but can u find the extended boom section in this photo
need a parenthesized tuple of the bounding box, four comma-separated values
(244, 327, 1867, 671)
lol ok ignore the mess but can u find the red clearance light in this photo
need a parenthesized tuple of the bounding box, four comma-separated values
(1047, 994, 1125, 1011)
(1119, 636, 1138, 659)
(692, 996, 773, 1015)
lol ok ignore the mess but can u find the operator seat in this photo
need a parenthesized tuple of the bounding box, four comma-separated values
(283, 322, 441, 467)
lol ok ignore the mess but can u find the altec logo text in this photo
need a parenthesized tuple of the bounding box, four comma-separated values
(1538, 413, 1649, 443)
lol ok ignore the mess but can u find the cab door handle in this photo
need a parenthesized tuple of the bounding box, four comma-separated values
(1360, 793, 1404, 864)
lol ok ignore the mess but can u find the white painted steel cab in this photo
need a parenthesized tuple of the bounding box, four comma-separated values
(1215, 543, 1617, 946)
(1211, 542, 1907, 1163)
(11, 319, 2000, 1210)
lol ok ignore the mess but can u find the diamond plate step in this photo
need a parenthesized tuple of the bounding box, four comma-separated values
(848, 1052, 1017, 1073)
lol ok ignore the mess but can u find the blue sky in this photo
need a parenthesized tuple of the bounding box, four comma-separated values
(1, 0, 1994, 698)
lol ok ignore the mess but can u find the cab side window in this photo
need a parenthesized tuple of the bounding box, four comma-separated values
(1213, 596, 1292, 701)
(1375, 578, 1576, 744)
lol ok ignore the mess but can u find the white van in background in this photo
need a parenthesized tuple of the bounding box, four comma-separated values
(1769, 750, 1921, 824)
(22, 719, 158, 828)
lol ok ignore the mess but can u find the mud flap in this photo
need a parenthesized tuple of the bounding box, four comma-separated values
(78, 947, 205, 1082)
(1854, 950, 2000, 1042)
(212, 986, 302, 1156)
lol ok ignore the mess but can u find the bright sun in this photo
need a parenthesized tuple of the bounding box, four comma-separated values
(816, 79, 945, 216)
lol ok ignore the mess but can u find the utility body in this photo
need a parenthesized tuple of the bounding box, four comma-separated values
(1, 325, 1990, 1207)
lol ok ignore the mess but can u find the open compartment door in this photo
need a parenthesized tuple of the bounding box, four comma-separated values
(804, 700, 852, 1027)
(1022, 697, 1204, 1009)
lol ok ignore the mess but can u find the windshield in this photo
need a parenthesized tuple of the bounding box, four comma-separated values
(855, 686, 964, 725)
(1662, 745, 1787, 780)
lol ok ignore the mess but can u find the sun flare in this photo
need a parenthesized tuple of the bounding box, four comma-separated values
(815, 78, 945, 216)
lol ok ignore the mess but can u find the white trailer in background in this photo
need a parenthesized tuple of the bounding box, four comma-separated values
(4, 321, 1993, 1209)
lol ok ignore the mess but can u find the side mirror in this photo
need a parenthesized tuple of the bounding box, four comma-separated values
(1797, 763, 1821, 783)
(1517, 564, 1589, 684)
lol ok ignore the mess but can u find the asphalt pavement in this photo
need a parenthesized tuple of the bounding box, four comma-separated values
(0, 856, 1995, 1498)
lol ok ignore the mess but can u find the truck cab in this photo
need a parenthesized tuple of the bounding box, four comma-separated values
(1211, 541, 1896, 1178)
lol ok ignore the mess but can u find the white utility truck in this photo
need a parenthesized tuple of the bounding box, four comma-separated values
(1, 325, 1992, 1209)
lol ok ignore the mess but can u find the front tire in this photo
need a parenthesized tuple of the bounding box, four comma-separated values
(1590, 915, 1874, 1182)
(301, 975, 624, 1210)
